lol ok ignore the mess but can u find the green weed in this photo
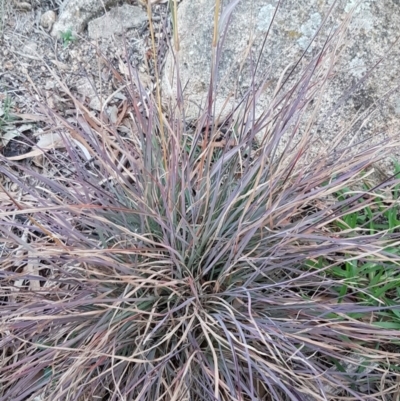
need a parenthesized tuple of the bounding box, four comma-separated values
(60, 28, 75, 47)
(307, 161, 400, 326)
(0, 95, 14, 133)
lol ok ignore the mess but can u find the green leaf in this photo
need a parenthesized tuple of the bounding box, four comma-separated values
(374, 321, 400, 329)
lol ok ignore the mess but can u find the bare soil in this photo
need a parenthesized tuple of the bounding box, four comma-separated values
(0, 0, 169, 159)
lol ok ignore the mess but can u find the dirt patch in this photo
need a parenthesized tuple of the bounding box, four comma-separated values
(0, 0, 170, 159)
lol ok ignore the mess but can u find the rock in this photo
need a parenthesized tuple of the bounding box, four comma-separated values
(75, 77, 105, 111)
(88, 4, 147, 40)
(162, 0, 400, 173)
(40, 10, 56, 31)
(4, 61, 14, 70)
(51, 0, 119, 38)
(13, 1, 32, 11)
(22, 42, 37, 55)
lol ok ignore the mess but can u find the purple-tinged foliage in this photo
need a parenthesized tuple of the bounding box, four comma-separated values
(1, 2, 400, 400)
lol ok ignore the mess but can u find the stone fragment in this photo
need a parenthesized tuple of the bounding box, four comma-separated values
(75, 77, 105, 111)
(51, 0, 118, 38)
(22, 42, 37, 55)
(40, 10, 57, 31)
(13, 1, 31, 11)
(88, 4, 147, 40)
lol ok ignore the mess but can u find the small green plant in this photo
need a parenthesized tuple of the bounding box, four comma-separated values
(60, 28, 75, 47)
(0, 95, 14, 133)
(334, 164, 400, 235)
(307, 161, 400, 324)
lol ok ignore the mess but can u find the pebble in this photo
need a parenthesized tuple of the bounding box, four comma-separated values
(4, 62, 14, 70)
(45, 81, 55, 90)
(14, 1, 32, 11)
(22, 42, 38, 55)
(40, 10, 57, 31)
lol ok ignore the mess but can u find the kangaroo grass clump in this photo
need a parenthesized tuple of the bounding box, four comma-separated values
(1, 3, 400, 401)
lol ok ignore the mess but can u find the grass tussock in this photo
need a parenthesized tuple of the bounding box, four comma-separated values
(1, 3, 400, 401)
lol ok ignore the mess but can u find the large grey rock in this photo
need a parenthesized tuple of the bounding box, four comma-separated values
(88, 4, 147, 40)
(162, 0, 400, 171)
(51, 0, 119, 38)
